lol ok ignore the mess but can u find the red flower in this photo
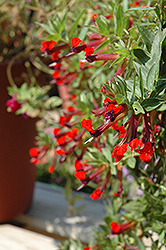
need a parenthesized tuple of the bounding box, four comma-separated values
(81, 119, 95, 133)
(48, 165, 54, 174)
(113, 192, 121, 197)
(111, 143, 128, 162)
(112, 123, 126, 138)
(29, 147, 39, 158)
(92, 13, 98, 21)
(71, 94, 76, 100)
(60, 116, 72, 126)
(55, 149, 66, 155)
(84, 47, 94, 56)
(108, 104, 122, 114)
(110, 221, 121, 234)
(41, 40, 56, 52)
(118, 125, 126, 134)
(129, 138, 142, 151)
(110, 221, 136, 236)
(52, 70, 60, 79)
(67, 128, 79, 139)
(53, 128, 61, 136)
(139, 153, 152, 163)
(75, 170, 86, 180)
(111, 122, 119, 130)
(56, 78, 65, 85)
(74, 159, 82, 171)
(51, 51, 60, 61)
(90, 188, 102, 200)
(56, 136, 66, 145)
(136, 141, 154, 155)
(67, 106, 75, 112)
(30, 158, 39, 165)
(71, 37, 82, 48)
(79, 61, 86, 69)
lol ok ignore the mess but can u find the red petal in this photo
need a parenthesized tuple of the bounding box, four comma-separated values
(71, 37, 82, 48)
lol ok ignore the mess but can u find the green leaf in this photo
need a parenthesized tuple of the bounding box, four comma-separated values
(132, 101, 145, 114)
(109, 55, 124, 69)
(123, 200, 146, 214)
(133, 61, 148, 86)
(102, 148, 112, 163)
(94, 17, 109, 36)
(36, 22, 54, 35)
(87, 25, 104, 36)
(133, 48, 150, 65)
(127, 157, 136, 169)
(47, 17, 58, 33)
(114, 4, 124, 37)
(137, 24, 155, 52)
(114, 76, 129, 104)
(146, 62, 157, 90)
(150, 78, 166, 97)
(70, 9, 86, 38)
(139, 68, 144, 100)
(125, 6, 155, 12)
(94, 38, 111, 53)
(133, 234, 146, 250)
(59, 7, 70, 34)
(43, 34, 61, 42)
(142, 98, 165, 112)
(44, 96, 63, 109)
(78, 26, 89, 41)
(103, 83, 115, 96)
(145, 28, 162, 88)
(156, 103, 166, 111)
(87, 147, 105, 161)
(158, 230, 165, 243)
(115, 94, 124, 104)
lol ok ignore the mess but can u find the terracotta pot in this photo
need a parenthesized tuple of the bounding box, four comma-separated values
(0, 61, 37, 222)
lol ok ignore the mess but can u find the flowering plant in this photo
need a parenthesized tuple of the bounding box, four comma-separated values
(6, 0, 166, 249)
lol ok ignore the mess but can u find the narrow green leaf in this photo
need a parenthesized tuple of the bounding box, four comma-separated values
(59, 7, 70, 34)
(87, 25, 104, 36)
(70, 9, 86, 38)
(115, 76, 127, 92)
(36, 22, 54, 35)
(109, 56, 124, 69)
(94, 38, 110, 53)
(139, 68, 144, 100)
(95, 17, 109, 36)
(114, 4, 124, 37)
(104, 83, 115, 95)
(132, 101, 145, 114)
(125, 6, 155, 12)
(47, 17, 58, 33)
(114, 76, 129, 104)
(146, 62, 157, 90)
(133, 234, 146, 250)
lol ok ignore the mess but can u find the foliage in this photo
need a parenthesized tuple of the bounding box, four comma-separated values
(6, 0, 166, 249)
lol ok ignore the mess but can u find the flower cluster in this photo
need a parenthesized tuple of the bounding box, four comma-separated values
(6, 1, 166, 249)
